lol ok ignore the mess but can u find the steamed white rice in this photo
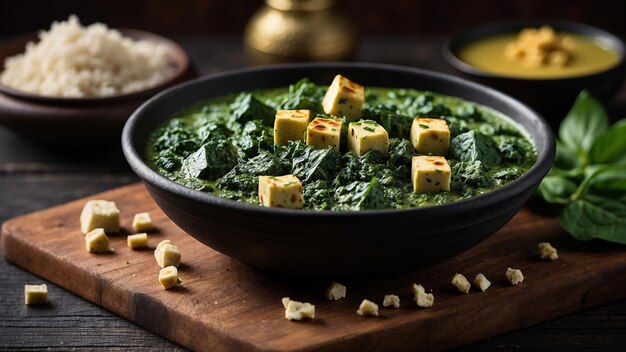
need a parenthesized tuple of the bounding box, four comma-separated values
(0, 15, 176, 98)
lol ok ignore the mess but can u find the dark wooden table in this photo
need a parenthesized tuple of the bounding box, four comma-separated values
(1, 35, 625, 351)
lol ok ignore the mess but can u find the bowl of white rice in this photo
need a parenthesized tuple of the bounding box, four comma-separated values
(0, 16, 196, 144)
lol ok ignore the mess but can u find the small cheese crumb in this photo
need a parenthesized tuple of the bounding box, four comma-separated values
(356, 299, 379, 316)
(24, 284, 48, 305)
(538, 242, 558, 261)
(281, 297, 291, 309)
(412, 283, 434, 308)
(85, 228, 110, 253)
(325, 282, 346, 300)
(158, 266, 181, 290)
(506, 268, 524, 285)
(451, 273, 471, 294)
(154, 240, 181, 268)
(474, 273, 491, 292)
(127, 233, 148, 249)
(132, 212, 153, 232)
(285, 300, 315, 321)
(383, 294, 400, 308)
(80, 200, 120, 234)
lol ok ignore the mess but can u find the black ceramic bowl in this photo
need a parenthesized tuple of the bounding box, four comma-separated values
(122, 62, 555, 277)
(444, 19, 626, 129)
(0, 29, 197, 145)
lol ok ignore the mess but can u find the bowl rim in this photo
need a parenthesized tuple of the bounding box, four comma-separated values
(0, 28, 191, 103)
(122, 62, 555, 218)
(443, 18, 626, 81)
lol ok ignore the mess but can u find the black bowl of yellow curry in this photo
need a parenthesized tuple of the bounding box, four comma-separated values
(122, 62, 555, 277)
(444, 19, 626, 128)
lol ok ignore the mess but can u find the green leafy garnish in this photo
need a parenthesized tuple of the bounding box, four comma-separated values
(363, 126, 376, 133)
(537, 90, 626, 244)
(419, 124, 429, 129)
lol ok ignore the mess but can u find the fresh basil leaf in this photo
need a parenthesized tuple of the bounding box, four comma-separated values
(558, 90, 609, 154)
(538, 175, 578, 204)
(554, 140, 580, 170)
(589, 119, 626, 164)
(587, 164, 626, 192)
(561, 194, 626, 244)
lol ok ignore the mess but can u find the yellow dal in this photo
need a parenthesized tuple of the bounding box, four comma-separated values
(458, 33, 620, 79)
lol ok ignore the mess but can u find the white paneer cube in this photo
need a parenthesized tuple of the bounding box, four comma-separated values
(325, 281, 346, 300)
(132, 212, 153, 232)
(451, 273, 471, 294)
(24, 284, 48, 305)
(285, 300, 315, 321)
(306, 117, 343, 152)
(322, 74, 365, 120)
(410, 118, 450, 156)
(356, 299, 379, 317)
(538, 242, 558, 260)
(411, 156, 451, 193)
(383, 294, 400, 308)
(474, 273, 491, 292)
(274, 109, 310, 145)
(127, 233, 149, 249)
(506, 268, 524, 285)
(80, 200, 120, 234)
(85, 228, 110, 253)
(159, 266, 181, 290)
(154, 240, 181, 268)
(412, 283, 434, 308)
(347, 120, 389, 157)
(258, 174, 304, 209)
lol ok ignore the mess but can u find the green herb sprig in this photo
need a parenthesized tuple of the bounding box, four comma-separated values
(537, 90, 626, 244)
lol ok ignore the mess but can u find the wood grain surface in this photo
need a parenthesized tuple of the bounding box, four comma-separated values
(3, 182, 626, 351)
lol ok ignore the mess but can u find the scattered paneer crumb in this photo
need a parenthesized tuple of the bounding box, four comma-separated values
(281, 297, 291, 309)
(451, 273, 471, 294)
(412, 283, 434, 308)
(85, 228, 110, 253)
(383, 294, 400, 308)
(284, 299, 315, 321)
(506, 268, 524, 285)
(127, 233, 148, 249)
(474, 273, 491, 292)
(538, 242, 558, 261)
(154, 239, 181, 268)
(24, 284, 48, 305)
(158, 266, 181, 290)
(325, 282, 346, 301)
(80, 199, 120, 234)
(132, 212, 153, 232)
(356, 299, 379, 316)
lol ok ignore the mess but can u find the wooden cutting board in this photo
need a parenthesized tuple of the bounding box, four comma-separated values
(2, 183, 626, 352)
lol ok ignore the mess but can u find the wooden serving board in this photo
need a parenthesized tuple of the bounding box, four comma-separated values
(2, 183, 626, 351)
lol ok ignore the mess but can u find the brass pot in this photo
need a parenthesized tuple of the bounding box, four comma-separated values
(244, 0, 357, 64)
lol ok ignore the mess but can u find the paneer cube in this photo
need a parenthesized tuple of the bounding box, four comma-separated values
(85, 228, 110, 253)
(127, 233, 149, 249)
(306, 117, 342, 152)
(154, 240, 181, 268)
(274, 109, 310, 145)
(258, 174, 304, 209)
(383, 294, 400, 308)
(24, 284, 48, 305)
(158, 266, 181, 290)
(322, 74, 365, 120)
(281, 297, 291, 309)
(80, 200, 120, 234)
(285, 300, 315, 321)
(347, 120, 389, 157)
(410, 118, 450, 155)
(132, 212, 153, 232)
(451, 273, 471, 294)
(356, 299, 379, 317)
(412, 283, 434, 308)
(538, 242, 558, 260)
(411, 156, 451, 193)
(325, 281, 346, 300)
(506, 268, 524, 285)
(474, 273, 491, 292)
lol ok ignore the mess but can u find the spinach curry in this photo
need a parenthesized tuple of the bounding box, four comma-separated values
(146, 78, 536, 210)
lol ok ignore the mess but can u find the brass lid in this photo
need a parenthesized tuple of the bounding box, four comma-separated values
(266, 0, 334, 11)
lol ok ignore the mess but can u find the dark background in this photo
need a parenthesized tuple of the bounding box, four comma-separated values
(1, 0, 626, 37)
